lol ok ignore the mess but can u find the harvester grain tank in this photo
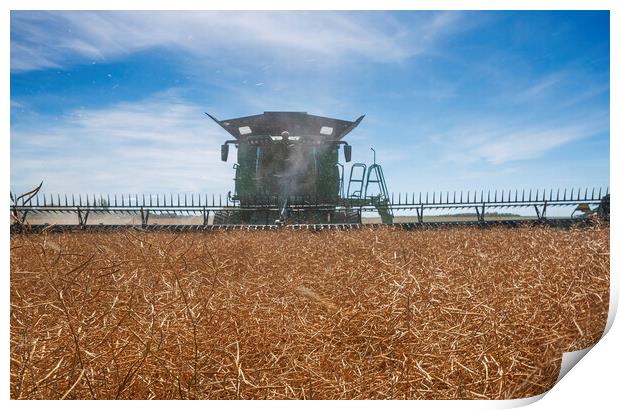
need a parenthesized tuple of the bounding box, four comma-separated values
(207, 111, 394, 225)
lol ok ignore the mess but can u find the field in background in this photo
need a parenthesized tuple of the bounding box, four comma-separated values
(22, 212, 538, 226)
(364, 214, 534, 223)
(10, 225, 609, 399)
(23, 213, 211, 226)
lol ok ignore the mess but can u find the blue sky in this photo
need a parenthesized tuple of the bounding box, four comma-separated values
(10, 10, 610, 199)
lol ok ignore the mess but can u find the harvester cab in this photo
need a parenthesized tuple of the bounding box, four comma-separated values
(207, 111, 393, 225)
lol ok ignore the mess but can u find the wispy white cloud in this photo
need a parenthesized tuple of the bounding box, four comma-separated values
(508, 69, 609, 109)
(434, 114, 609, 165)
(10, 90, 234, 194)
(512, 72, 565, 102)
(11, 11, 466, 72)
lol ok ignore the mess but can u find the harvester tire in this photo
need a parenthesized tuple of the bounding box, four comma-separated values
(597, 194, 610, 219)
(213, 210, 244, 225)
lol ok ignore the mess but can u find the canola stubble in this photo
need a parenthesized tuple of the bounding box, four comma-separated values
(10, 225, 609, 399)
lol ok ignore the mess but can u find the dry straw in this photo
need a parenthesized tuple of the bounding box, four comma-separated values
(10, 224, 609, 399)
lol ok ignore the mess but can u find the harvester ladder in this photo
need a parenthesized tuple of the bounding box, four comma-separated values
(364, 163, 390, 201)
(347, 163, 367, 198)
(364, 148, 393, 223)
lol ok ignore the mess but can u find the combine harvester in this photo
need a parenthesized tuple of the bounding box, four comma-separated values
(10, 112, 609, 232)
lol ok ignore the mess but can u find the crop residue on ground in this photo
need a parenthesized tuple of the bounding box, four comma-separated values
(10, 225, 609, 399)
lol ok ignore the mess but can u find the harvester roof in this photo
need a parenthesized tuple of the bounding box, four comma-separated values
(206, 111, 364, 141)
